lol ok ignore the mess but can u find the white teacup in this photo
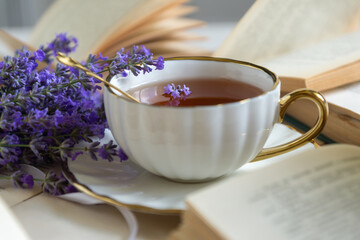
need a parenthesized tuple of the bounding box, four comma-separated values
(104, 57, 328, 182)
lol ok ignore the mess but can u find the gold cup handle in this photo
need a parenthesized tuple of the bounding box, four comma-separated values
(251, 89, 329, 162)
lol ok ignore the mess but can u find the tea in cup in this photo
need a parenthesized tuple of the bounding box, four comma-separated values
(104, 57, 328, 182)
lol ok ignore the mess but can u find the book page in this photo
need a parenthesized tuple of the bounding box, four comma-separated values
(187, 144, 360, 240)
(29, 0, 183, 60)
(141, 40, 210, 58)
(147, 4, 198, 22)
(101, 32, 208, 57)
(0, 29, 36, 59)
(261, 31, 360, 79)
(0, 197, 30, 240)
(97, 0, 192, 53)
(214, 0, 360, 63)
(102, 18, 204, 54)
(148, 31, 206, 42)
(323, 81, 360, 117)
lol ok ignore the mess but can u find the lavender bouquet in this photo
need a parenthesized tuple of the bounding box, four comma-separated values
(0, 33, 164, 195)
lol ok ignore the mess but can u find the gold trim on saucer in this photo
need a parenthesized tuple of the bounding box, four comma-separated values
(61, 161, 182, 215)
(61, 124, 316, 215)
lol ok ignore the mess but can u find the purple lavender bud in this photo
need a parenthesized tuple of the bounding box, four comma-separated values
(155, 56, 164, 70)
(10, 111, 23, 129)
(70, 151, 83, 161)
(85, 53, 108, 73)
(64, 184, 78, 193)
(130, 66, 141, 76)
(40, 33, 78, 63)
(20, 174, 34, 188)
(33, 49, 45, 61)
(51, 33, 78, 55)
(164, 83, 175, 95)
(183, 85, 192, 96)
(11, 171, 34, 189)
(120, 71, 128, 77)
(98, 145, 110, 161)
(176, 85, 182, 92)
(88, 141, 100, 161)
(42, 171, 77, 195)
(140, 45, 152, 57)
(171, 89, 181, 99)
(34, 108, 48, 120)
(117, 148, 128, 161)
(54, 109, 65, 127)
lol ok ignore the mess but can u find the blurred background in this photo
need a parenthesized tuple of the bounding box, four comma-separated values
(0, 0, 255, 27)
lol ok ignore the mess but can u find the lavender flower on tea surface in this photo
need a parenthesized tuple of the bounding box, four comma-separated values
(0, 33, 164, 195)
(163, 83, 192, 100)
(163, 83, 192, 106)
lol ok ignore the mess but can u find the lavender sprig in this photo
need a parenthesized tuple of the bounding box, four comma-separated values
(106, 46, 164, 77)
(39, 33, 78, 64)
(0, 169, 76, 195)
(0, 33, 163, 195)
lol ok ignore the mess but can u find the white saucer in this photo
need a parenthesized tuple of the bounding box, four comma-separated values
(63, 124, 316, 214)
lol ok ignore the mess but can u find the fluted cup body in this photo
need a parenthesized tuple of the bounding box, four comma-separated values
(104, 58, 280, 181)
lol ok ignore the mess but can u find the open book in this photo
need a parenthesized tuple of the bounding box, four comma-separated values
(169, 144, 360, 239)
(0, 0, 206, 60)
(214, 0, 360, 92)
